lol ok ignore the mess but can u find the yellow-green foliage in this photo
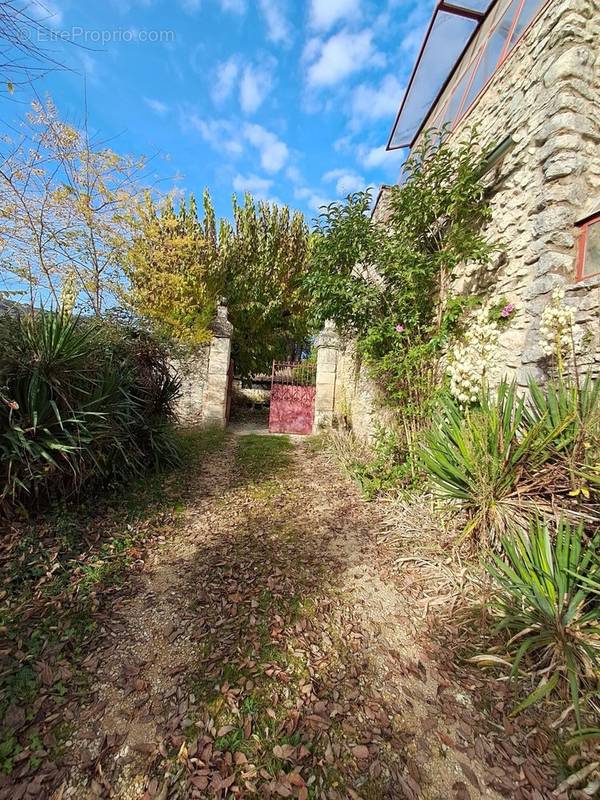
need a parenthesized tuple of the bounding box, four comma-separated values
(125, 190, 312, 375)
(219, 194, 312, 375)
(0, 97, 147, 315)
(125, 191, 219, 344)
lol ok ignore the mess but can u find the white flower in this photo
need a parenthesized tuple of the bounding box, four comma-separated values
(447, 302, 499, 405)
(539, 287, 574, 360)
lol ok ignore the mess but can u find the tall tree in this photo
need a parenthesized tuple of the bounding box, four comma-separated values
(219, 193, 311, 375)
(124, 190, 312, 375)
(124, 191, 220, 344)
(0, 97, 148, 313)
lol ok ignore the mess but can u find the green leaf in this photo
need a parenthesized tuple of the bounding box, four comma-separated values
(510, 672, 559, 716)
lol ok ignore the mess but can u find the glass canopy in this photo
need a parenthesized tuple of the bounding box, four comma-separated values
(387, 0, 497, 150)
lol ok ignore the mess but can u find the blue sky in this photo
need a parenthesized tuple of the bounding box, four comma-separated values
(3, 0, 433, 222)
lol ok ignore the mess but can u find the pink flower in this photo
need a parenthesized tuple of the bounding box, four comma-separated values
(395, 324, 405, 333)
(501, 303, 515, 318)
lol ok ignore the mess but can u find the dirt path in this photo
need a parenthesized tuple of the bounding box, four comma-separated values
(56, 434, 558, 800)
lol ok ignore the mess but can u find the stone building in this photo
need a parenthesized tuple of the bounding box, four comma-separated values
(317, 0, 599, 437)
(386, 0, 600, 385)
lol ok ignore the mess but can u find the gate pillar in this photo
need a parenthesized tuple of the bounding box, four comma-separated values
(313, 320, 340, 433)
(203, 303, 233, 428)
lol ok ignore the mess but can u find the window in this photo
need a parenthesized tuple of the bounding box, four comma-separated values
(433, 0, 547, 133)
(576, 214, 600, 280)
(458, 0, 520, 119)
(505, 0, 544, 51)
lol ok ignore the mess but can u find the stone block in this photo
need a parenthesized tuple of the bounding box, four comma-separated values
(543, 45, 595, 87)
(533, 252, 576, 278)
(525, 273, 567, 301)
(543, 154, 583, 180)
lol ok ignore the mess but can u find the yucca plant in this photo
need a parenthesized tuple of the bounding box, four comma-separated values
(420, 380, 567, 545)
(485, 518, 600, 725)
(0, 309, 181, 512)
(526, 373, 600, 500)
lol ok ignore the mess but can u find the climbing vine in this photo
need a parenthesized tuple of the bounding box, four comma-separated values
(306, 128, 493, 465)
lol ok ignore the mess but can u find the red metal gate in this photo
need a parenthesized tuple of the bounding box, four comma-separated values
(268, 361, 316, 435)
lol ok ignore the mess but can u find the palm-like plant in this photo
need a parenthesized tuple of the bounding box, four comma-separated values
(419, 381, 566, 545)
(486, 518, 600, 725)
(526, 373, 600, 499)
(0, 309, 181, 511)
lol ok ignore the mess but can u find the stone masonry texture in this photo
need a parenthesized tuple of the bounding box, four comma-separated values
(325, 0, 600, 438)
(445, 0, 600, 386)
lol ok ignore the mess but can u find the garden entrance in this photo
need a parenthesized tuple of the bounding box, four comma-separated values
(268, 360, 316, 435)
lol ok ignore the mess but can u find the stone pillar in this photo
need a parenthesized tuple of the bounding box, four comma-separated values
(203, 304, 233, 428)
(313, 320, 340, 433)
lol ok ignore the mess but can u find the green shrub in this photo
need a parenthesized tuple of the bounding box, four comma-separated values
(420, 380, 562, 545)
(484, 518, 600, 725)
(349, 427, 416, 499)
(526, 373, 600, 499)
(0, 309, 181, 511)
(306, 129, 492, 474)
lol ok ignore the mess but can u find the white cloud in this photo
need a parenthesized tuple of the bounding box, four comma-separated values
(259, 0, 291, 45)
(357, 144, 401, 170)
(179, 0, 201, 12)
(233, 173, 273, 198)
(294, 186, 331, 213)
(240, 63, 274, 113)
(309, 0, 360, 31)
(323, 168, 365, 196)
(399, 4, 432, 58)
(145, 97, 169, 115)
(180, 113, 289, 174)
(302, 37, 321, 64)
(243, 123, 288, 172)
(78, 52, 99, 83)
(333, 134, 352, 153)
(220, 0, 247, 12)
(285, 165, 302, 184)
(181, 112, 243, 156)
(351, 74, 404, 125)
(400, 26, 426, 59)
(305, 29, 385, 88)
(287, 166, 331, 214)
(212, 57, 239, 105)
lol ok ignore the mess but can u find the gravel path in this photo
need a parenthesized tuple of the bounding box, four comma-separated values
(52, 433, 558, 800)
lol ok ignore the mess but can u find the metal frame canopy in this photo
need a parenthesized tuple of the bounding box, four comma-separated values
(387, 0, 497, 151)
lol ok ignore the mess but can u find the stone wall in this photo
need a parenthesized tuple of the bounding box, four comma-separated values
(333, 343, 393, 440)
(314, 0, 599, 437)
(174, 346, 210, 426)
(443, 0, 600, 385)
(173, 304, 233, 428)
(313, 323, 396, 440)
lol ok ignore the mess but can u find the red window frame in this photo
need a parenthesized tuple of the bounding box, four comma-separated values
(434, 0, 551, 134)
(576, 213, 600, 281)
(454, 0, 522, 123)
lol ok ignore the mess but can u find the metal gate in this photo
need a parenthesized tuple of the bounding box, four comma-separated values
(268, 361, 316, 435)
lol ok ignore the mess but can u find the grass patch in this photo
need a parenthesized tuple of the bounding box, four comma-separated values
(236, 434, 293, 482)
(177, 426, 228, 461)
(0, 426, 226, 776)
